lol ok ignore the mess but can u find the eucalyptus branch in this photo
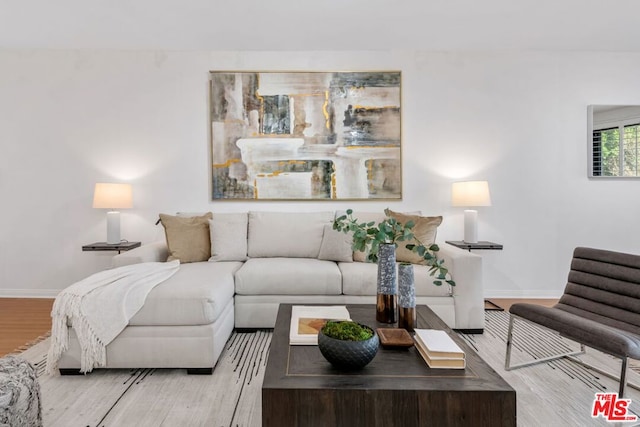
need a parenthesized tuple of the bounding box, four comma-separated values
(333, 209, 455, 287)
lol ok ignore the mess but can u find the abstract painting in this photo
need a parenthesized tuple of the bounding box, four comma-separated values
(209, 71, 401, 200)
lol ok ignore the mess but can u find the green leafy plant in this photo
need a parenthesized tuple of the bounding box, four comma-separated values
(321, 320, 374, 341)
(333, 208, 455, 287)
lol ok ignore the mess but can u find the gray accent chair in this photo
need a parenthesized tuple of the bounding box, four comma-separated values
(505, 247, 640, 397)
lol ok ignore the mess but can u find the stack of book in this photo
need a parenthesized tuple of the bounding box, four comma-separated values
(413, 328, 466, 369)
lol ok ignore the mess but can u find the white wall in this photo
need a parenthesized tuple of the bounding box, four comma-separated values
(1, 49, 640, 298)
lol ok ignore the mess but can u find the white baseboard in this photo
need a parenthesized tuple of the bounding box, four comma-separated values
(485, 289, 563, 299)
(0, 289, 58, 298)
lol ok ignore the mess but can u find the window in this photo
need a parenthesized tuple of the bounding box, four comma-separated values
(590, 105, 640, 178)
(623, 125, 640, 176)
(593, 124, 640, 177)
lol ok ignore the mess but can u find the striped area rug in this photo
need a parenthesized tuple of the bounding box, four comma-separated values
(29, 331, 271, 426)
(18, 311, 640, 426)
(460, 310, 640, 426)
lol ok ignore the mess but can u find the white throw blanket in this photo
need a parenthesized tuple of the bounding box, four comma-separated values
(46, 260, 180, 374)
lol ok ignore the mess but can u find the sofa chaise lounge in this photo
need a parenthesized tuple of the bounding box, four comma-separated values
(57, 211, 483, 374)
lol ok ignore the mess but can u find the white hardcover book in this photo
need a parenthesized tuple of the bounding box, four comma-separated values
(414, 329, 465, 359)
(414, 339, 466, 369)
(289, 305, 351, 345)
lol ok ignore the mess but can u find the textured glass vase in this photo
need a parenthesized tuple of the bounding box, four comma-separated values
(398, 263, 417, 331)
(376, 243, 397, 323)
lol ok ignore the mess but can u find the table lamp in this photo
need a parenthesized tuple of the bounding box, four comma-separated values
(93, 183, 133, 244)
(451, 180, 491, 244)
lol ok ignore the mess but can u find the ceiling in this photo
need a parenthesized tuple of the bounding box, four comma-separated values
(1, 0, 639, 52)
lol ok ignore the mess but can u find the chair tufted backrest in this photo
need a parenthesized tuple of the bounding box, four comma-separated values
(557, 247, 640, 335)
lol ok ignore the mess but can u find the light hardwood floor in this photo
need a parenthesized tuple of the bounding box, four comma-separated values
(0, 298, 54, 357)
(0, 297, 559, 357)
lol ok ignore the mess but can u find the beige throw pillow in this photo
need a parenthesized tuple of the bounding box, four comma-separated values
(247, 211, 334, 258)
(159, 212, 213, 263)
(318, 224, 354, 263)
(208, 213, 248, 262)
(386, 209, 443, 264)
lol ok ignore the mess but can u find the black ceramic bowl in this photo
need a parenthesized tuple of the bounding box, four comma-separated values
(318, 323, 379, 370)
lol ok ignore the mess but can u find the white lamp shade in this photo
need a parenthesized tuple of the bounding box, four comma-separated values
(93, 183, 133, 209)
(451, 181, 492, 207)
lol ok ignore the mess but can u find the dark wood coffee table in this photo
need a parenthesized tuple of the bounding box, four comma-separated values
(262, 304, 516, 427)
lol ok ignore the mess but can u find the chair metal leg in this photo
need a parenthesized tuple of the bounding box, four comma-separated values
(507, 314, 639, 395)
(620, 357, 628, 398)
(505, 314, 585, 371)
(565, 355, 639, 396)
(505, 315, 515, 370)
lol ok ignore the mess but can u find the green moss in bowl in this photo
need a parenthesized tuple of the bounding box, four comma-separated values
(321, 320, 374, 341)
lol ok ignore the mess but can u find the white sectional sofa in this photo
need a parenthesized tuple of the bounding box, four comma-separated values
(58, 211, 482, 374)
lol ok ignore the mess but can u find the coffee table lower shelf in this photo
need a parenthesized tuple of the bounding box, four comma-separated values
(262, 304, 516, 427)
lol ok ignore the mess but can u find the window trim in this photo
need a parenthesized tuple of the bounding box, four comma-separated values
(588, 105, 640, 179)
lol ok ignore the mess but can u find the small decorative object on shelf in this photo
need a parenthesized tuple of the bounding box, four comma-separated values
(318, 320, 379, 370)
(376, 243, 397, 323)
(398, 263, 416, 331)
